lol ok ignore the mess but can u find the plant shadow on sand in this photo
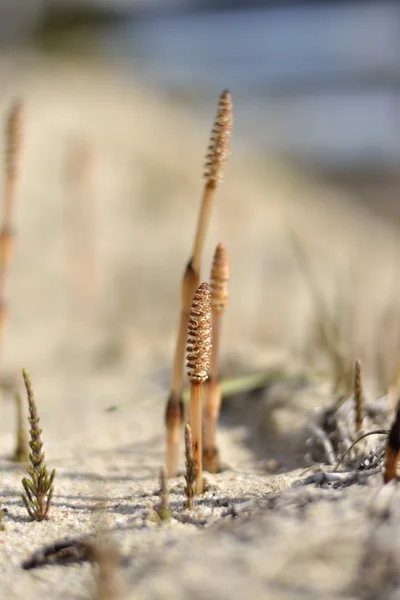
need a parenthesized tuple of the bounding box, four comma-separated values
(219, 373, 326, 472)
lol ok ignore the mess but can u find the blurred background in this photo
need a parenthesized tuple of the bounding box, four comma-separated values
(0, 0, 400, 405)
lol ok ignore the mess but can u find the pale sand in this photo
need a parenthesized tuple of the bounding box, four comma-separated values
(0, 50, 398, 599)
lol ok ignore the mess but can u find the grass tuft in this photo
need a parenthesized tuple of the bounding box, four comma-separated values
(21, 369, 55, 521)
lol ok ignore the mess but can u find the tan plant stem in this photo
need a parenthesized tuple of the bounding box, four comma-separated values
(204, 243, 229, 472)
(165, 392, 184, 478)
(189, 381, 203, 494)
(204, 311, 223, 472)
(191, 183, 216, 274)
(184, 423, 197, 510)
(171, 261, 200, 398)
(203, 379, 221, 473)
(209, 311, 222, 381)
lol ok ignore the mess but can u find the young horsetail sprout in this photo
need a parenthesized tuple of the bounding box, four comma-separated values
(21, 369, 55, 521)
(186, 282, 212, 494)
(166, 90, 233, 477)
(155, 466, 171, 523)
(204, 243, 230, 473)
(384, 401, 400, 484)
(0, 101, 23, 367)
(353, 359, 365, 433)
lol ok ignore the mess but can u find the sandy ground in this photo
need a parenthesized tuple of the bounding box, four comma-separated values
(0, 50, 400, 598)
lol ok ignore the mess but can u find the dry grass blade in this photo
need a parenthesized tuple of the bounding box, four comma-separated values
(204, 243, 230, 473)
(289, 229, 351, 396)
(187, 282, 212, 493)
(21, 369, 56, 521)
(353, 359, 365, 433)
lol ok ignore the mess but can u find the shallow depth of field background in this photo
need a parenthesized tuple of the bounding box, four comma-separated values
(0, 0, 400, 418)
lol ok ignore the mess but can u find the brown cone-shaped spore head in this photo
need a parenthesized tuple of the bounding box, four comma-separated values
(210, 242, 230, 313)
(186, 282, 212, 383)
(204, 90, 233, 186)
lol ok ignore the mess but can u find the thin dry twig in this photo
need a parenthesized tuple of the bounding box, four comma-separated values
(335, 430, 389, 471)
(289, 230, 351, 395)
(353, 359, 365, 432)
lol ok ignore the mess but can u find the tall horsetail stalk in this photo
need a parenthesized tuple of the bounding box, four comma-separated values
(187, 282, 212, 494)
(165, 90, 233, 477)
(0, 101, 23, 361)
(204, 243, 230, 473)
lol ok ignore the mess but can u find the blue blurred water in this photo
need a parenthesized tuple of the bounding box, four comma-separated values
(100, 1, 400, 168)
